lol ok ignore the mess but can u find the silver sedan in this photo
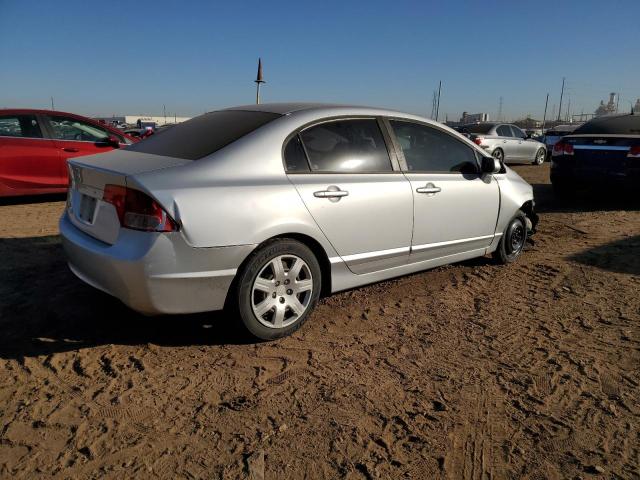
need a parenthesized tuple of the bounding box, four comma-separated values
(60, 104, 537, 340)
(460, 123, 547, 165)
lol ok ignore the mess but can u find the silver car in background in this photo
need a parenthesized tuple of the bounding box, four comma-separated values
(461, 123, 547, 165)
(60, 104, 537, 340)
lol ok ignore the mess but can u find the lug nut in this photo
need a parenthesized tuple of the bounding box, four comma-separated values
(279, 297, 285, 303)
(284, 279, 290, 285)
(275, 281, 280, 286)
(286, 289, 293, 295)
(272, 292, 277, 298)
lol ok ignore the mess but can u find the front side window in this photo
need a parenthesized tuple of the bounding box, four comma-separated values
(299, 119, 392, 173)
(0, 115, 43, 138)
(389, 120, 478, 174)
(496, 125, 512, 137)
(48, 116, 110, 142)
(510, 126, 525, 138)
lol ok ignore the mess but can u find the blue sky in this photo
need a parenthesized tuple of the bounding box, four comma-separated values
(1, 0, 639, 121)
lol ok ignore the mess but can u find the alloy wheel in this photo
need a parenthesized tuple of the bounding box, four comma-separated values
(492, 149, 503, 161)
(535, 149, 545, 165)
(251, 255, 314, 329)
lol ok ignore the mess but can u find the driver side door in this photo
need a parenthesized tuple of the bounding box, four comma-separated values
(44, 115, 122, 184)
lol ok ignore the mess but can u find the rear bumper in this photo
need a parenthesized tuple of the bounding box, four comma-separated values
(550, 166, 639, 189)
(60, 213, 256, 315)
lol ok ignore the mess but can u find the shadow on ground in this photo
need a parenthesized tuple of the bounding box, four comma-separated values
(569, 235, 640, 276)
(0, 236, 253, 360)
(0, 193, 66, 206)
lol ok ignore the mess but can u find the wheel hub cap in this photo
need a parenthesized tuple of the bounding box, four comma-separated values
(251, 255, 313, 329)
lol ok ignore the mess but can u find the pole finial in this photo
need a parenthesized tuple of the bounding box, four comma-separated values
(255, 58, 265, 84)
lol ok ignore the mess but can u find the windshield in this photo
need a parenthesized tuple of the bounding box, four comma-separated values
(125, 110, 281, 160)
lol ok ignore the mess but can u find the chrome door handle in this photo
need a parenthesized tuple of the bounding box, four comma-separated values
(314, 186, 349, 200)
(416, 183, 441, 195)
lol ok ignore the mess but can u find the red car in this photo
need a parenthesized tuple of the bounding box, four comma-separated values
(0, 109, 138, 197)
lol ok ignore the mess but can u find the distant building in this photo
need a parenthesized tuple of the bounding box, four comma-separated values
(460, 112, 489, 123)
(94, 115, 191, 127)
(514, 117, 542, 129)
(633, 98, 640, 114)
(594, 93, 617, 117)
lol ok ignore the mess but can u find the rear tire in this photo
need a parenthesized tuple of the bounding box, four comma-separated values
(234, 239, 321, 340)
(533, 148, 545, 165)
(493, 211, 527, 264)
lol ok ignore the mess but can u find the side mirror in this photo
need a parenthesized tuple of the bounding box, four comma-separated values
(102, 135, 120, 148)
(481, 156, 501, 174)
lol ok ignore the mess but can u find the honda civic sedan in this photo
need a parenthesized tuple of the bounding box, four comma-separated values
(60, 104, 537, 340)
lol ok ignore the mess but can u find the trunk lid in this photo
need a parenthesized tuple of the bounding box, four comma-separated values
(66, 150, 189, 244)
(564, 134, 639, 176)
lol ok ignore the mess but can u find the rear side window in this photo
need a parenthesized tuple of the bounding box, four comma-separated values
(283, 135, 310, 172)
(390, 120, 478, 174)
(299, 119, 392, 173)
(0, 115, 43, 138)
(496, 125, 512, 137)
(125, 110, 281, 160)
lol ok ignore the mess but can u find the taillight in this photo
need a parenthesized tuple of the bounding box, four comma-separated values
(103, 184, 178, 232)
(473, 136, 483, 145)
(552, 141, 574, 156)
(628, 145, 640, 158)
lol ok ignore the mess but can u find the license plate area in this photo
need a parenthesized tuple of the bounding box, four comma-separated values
(77, 194, 97, 224)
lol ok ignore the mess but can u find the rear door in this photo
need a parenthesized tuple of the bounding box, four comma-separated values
(496, 124, 519, 161)
(286, 118, 413, 274)
(387, 120, 500, 261)
(44, 114, 124, 183)
(0, 114, 63, 193)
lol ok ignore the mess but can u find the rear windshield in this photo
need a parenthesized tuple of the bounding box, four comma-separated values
(459, 124, 494, 134)
(573, 115, 640, 135)
(125, 110, 281, 160)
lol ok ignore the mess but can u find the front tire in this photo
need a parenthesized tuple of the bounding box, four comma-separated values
(533, 148, 545, 165)
(234, 239, 321, 340)
(493, 212, 527, 264)
(492, 148, 504, 163)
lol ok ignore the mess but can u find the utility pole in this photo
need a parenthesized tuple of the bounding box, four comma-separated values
(435, 81, 442, 121)
(497, 96, 503, 122)
(254, 58, 265, 104)
(566, 96, 571, 122)
(615, 93, 620, 113)
(50, 97, 55, 110)
(541, 93, 549, 134)
(431, 90, 437, 119)
(557, 77, 565, 121)
(163, 104, 166, 124)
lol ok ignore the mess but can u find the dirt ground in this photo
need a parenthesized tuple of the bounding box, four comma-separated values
(0, 164, 638, 479)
